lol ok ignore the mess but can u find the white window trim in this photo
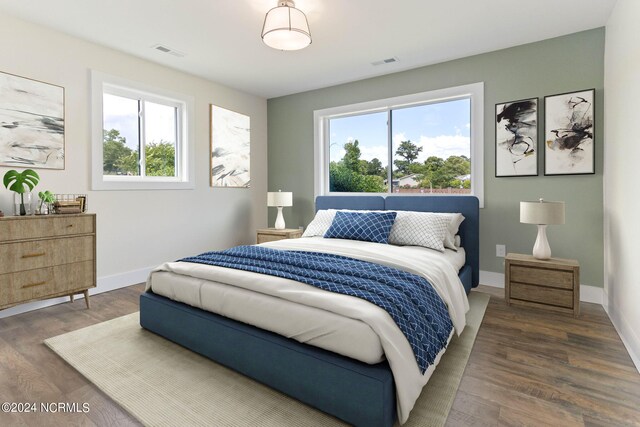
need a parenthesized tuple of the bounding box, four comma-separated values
(313, 82, 484, 207)
(91, 70, 195, 190)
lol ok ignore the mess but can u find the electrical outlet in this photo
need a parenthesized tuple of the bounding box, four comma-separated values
(496, 244, 506, 258)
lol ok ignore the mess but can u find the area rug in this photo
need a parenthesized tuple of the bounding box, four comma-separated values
(45, 292, 489, 427)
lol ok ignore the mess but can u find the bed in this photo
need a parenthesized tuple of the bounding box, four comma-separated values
(140, 195, 479, 427)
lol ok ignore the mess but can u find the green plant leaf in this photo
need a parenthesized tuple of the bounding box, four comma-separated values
(3, 169, 40, 194)
(3, 170, 18, 189)
(22, 169, 40, 191)
(38, 190, 55, 203)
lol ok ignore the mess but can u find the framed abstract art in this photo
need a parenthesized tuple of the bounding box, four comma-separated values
(495, 97, 538, 177)
(210, 104, 250, 188)
(0, 71, 65, 169)
(544, 89, 595, 175)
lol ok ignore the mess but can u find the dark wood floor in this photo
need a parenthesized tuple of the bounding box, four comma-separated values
(1, 285, 639, 426)
(448, 286, 640, 427)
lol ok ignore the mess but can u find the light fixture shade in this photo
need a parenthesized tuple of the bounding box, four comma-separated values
(520, 199, 565, 225)
(267, 191, 293, 207)
(261, 1, 311, 51)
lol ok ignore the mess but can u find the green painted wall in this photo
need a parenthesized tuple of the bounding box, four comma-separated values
(268, 29, 605, 287)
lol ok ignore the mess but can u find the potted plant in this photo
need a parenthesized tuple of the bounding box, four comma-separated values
(3, 169, 40, 216)
(37, 190, 56, 215)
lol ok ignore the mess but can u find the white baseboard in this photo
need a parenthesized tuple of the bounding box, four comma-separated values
(96, 266, 154, 293)
(580, 285, 604, 305)
(0, 266, 154, 319)
(479, 270, 603, 304)
(603, 288, 640, 372)
(479, 270, 504, 288)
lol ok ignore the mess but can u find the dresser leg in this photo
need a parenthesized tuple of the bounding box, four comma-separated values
(84, 290, 90, 309)
(70, 294, 74, 303)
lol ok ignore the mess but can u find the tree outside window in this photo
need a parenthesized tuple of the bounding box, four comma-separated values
(328, 98, 472, 194)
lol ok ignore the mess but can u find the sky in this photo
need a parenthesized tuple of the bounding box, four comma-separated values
(103, 93, 176, 151)
(103, 93, 470, 169)
(329, 98, 471, 168)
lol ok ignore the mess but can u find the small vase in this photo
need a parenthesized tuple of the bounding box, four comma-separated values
(35, 201, 49, 215)
(14, 192, 33, 216)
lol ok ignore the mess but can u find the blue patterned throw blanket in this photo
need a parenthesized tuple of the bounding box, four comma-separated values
(180, 246, 453, 373)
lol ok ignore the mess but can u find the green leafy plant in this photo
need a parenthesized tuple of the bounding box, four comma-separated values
(37, 190, 56, 214)
(3, 169, 40, 215)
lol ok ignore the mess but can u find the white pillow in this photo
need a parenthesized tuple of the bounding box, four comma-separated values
(302, 209, 337, 237)
(454, 235, 461, 248)
(388, 211, 449, 252)
(434, 213, 465, 250)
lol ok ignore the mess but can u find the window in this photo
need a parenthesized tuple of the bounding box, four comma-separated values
(91, 71, 195, 190)
(314, 83, 484, 206)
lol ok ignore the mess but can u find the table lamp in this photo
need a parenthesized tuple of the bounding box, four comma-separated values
(267, 190, 293, 230)
(520, 198, 565, 260)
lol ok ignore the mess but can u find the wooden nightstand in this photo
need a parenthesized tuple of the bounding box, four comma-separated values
(505, 253, 580, 317)
(257, 228, 303, 244)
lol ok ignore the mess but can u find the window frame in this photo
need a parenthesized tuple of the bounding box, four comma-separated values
(91, 70, 195, 190)
(313, 82, 484, 207)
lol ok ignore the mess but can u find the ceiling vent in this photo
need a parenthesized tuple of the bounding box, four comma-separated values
(152, 44, 185, 57)
(371, 57, 399, 66)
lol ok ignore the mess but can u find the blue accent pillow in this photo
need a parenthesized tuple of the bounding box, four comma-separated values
(324, 211, 397, 244)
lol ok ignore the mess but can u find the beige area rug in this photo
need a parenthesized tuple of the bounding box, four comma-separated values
(45, 292, 489, 427)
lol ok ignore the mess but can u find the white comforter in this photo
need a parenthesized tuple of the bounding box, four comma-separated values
(146, 237, 469, 424)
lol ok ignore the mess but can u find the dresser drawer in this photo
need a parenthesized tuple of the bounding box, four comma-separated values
(0, 214, 94, 242)
(0, 235, 95, 275)
(510, 265, 574, 289)
(510, 282, 573, 308)
(0, 260, 95, 308)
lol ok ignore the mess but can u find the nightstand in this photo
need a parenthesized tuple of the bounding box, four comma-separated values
(257, 228, 303, 244)
(505, 253, 580, 317)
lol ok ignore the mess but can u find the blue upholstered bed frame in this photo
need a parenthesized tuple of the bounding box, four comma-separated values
(140, 195, 479, 427)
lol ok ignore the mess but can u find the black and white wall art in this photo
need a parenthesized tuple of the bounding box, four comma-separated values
(210, 105, 250, 188)
(544, 89, 595, 175)
(495, 98, 538, 177)
(0, 71, 65, 169)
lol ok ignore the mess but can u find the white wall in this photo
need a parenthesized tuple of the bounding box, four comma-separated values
(0, 15, 267, 304)
(604, 0, 640, 370)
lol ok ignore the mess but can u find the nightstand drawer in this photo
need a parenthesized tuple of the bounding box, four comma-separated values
(510, 282, 573, 308)
(0, 260, 95, 307)
(257, 234, 287, 244)
(510, 265, 574, 289)
(0, 235, 95, 275)
(256, 228, 303, 244)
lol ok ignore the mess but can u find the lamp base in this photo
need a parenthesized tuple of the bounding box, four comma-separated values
(274, 207, 286, 230)
(532, 224, 551, 260)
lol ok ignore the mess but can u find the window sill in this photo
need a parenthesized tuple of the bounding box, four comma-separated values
(92, 178, 195, 191)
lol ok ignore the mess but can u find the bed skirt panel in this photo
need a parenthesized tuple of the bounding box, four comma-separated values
(139, 291, 396, 427)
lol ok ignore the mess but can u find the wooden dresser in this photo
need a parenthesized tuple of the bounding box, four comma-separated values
(505, 252, 580, 317)
(0, 213, 96, 310)
(257, 228, 303, 244)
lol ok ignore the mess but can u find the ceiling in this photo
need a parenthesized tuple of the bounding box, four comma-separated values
(0, 0, 616, 99)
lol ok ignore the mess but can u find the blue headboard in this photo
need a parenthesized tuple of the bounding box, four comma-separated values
(315, 195, 480, 291)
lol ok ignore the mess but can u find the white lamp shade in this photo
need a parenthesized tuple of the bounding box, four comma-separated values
(267, 191, 293, 207)
(520, 200, 565, 225)
(262, 2, 311, 51)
